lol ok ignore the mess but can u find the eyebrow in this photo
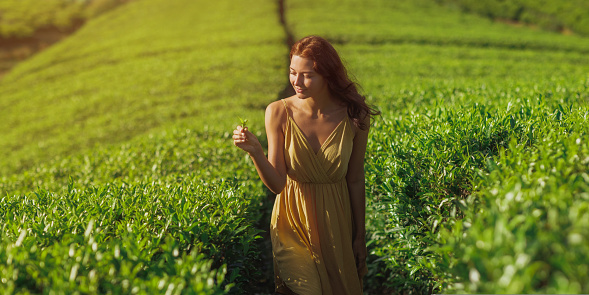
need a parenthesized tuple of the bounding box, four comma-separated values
(289, 67, 315, 73)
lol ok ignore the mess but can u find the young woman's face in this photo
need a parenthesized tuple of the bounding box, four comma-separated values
(289, 55, 329, 99)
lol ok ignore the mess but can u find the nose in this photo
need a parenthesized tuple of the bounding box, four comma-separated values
(294, 74, 303, 87)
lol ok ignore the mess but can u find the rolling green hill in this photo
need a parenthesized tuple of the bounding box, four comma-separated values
(0, 0, 129, 38)
(436, 0, 589, 36)
(1, 0, 588, 293)
(0, 0, 285, 175)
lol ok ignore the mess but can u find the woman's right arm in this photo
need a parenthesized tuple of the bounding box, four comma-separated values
(233, 101, 287, 194)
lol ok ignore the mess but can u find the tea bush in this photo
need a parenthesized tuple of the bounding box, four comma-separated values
(0, 127, 270, 293)
(365, 88, 589, 293)
(286, 0, 589, 54)
(287, 0, 589, 293)
(1, 127, 265, 196)
(0, 179, 258, 293)
(439, 103, 589, 293)
(436, 0, 589, 36)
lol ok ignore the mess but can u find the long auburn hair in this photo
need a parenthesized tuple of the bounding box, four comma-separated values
(290, 35, 380, 130)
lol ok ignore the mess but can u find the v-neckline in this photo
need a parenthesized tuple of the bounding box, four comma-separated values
(288, 115, 347, 155)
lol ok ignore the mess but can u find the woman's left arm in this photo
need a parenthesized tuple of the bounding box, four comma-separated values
(346, 117, 370, 275)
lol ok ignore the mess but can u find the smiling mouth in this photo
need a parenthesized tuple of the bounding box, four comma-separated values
(295, 88, 306, 93)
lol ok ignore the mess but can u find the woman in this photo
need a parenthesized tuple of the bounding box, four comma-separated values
(233, 36, 379, 294)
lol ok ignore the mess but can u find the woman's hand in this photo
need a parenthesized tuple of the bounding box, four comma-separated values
(353, 236, 367, 276)
(233, 125, 263, 155)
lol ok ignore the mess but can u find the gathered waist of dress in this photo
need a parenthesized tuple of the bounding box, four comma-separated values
(286, 176, 346, 185)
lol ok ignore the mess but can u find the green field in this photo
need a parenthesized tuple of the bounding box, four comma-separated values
(0, 0, 129, 38)
(1, 0, 588, 293)
(436, 0, 589, 36)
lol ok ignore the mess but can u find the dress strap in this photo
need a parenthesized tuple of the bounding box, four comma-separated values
(281, 99, 289, 118)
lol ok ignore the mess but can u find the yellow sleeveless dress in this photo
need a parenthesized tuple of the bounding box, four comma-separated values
(271, 99, 364, 295)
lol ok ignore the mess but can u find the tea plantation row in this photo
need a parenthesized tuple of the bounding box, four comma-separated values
(288, 0, 589, 293)
(436, 0, 589, 36)
(365, 85, 588, 293)
(0, 0, 128, 38)
(1, 128, 272, 293)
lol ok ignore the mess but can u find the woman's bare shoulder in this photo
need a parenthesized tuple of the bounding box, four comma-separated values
(268, 96, 299, 116)
(266, 100, 285, 116)
(265, 98, 290, 127)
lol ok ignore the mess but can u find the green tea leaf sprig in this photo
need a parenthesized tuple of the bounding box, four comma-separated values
(239, 117, 248, 130)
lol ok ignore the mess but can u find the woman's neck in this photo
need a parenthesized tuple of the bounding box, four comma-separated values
(299, 93, 343, 116)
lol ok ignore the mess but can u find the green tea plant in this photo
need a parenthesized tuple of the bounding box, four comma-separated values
(435, 0, 589, 36)
(0, 127, 265, 196)
(1, 125, 272, 293)
(365, 89, 589, 293)
(0, 179, 255, 293)
(438, 103, 589, 293)
(239, 117, 249, 129)
(286, 0, 589, 54)
(286, 0, 589, 293)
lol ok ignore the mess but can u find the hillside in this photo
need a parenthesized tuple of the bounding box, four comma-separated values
(0, 0, 134, 78)
(1, 0, 588, 293)
(0, 0, 285, 175)
(436, 0, 589, 36)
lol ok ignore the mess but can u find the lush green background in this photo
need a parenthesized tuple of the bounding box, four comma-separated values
(0, 0, 128, 38)
(436, 0, 589, 36)
(1, 0, 588, 293)
(0, 0, 284, 175)
(286, 0, 588, 293)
